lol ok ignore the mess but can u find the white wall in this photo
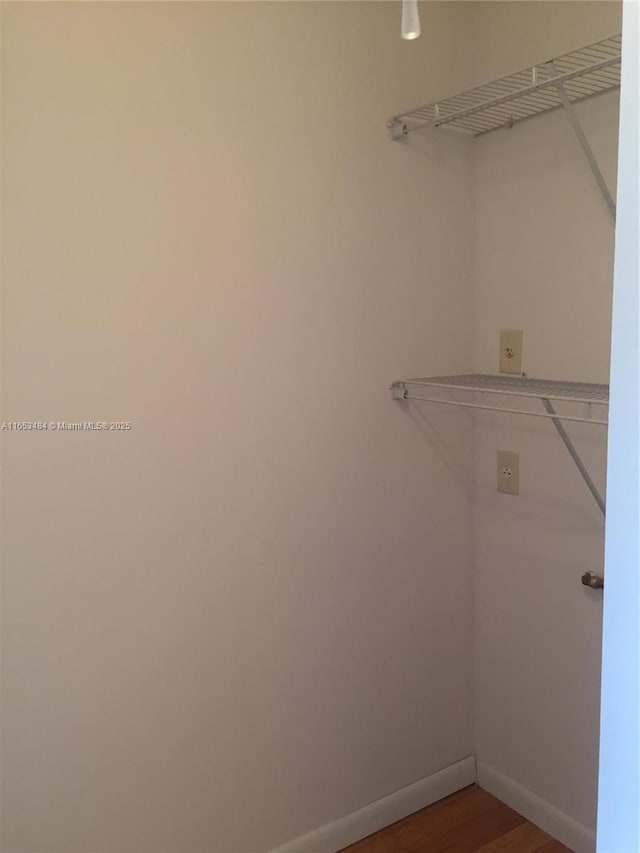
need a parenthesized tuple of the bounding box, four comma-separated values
(472, 0, 623, 84)
(471, 1, 622, 844)
(0, 3, 477, 852)
(2, 4, 626, 851)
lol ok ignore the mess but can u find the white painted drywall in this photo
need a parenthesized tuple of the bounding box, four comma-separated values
(597, 2, 640, 850)
(472, 0, 622, 840)
(2, 3, 627, 850)
(472, 0, 623, 85)
(0, 3, 477, 851)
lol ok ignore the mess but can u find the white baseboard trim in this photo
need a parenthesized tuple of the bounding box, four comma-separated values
(270, 755, 476, 853)
(477, 761, 596, 853)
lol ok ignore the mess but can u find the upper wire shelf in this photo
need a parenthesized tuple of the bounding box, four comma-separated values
(388, 33, 622, 137)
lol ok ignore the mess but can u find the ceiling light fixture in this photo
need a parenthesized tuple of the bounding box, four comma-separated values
(401, 0, 421, 40)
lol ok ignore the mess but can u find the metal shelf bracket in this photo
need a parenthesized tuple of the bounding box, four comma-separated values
(553, 77, 616, 221)
(541, 397, 606, 515)
(389, 121, 408, 141)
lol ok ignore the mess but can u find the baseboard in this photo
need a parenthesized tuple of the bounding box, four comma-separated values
(270, 755, 476, 853)
(477, 761, 596, 853)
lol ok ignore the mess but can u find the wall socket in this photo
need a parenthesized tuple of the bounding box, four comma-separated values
(499, 329, 523, 375)
(497, 450, 519, 496)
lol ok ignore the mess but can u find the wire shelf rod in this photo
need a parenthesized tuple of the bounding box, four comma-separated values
(399, 393, 608, 426)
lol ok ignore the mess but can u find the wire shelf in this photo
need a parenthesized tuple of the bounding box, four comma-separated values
(390, 374, 609, 427)
(389, 33, 621, 137)
(400, 374, 609, 405)
(390, 373, 609, 513)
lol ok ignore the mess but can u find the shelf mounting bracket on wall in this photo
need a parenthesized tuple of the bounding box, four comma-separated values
(390, 374, 608, 517)
(541, 396, 606, 515)
(552, 75, 616, 221)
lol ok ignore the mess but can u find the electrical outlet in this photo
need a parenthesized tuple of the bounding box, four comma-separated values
(497, 450, 519, 495)
(499, 329, 523, 375)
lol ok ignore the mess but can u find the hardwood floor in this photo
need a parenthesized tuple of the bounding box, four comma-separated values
(342, 786, 571, 853)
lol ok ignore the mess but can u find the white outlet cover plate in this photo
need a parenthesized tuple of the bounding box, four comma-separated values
(497, 450, 519, 495)
(499, 329, 523, 375)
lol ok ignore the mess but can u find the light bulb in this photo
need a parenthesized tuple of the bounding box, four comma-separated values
(401, 0, 421, 40)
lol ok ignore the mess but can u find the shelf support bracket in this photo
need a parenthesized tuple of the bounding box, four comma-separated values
(553, 80, 616, 221)
(541, 397, 606, 516)
(391, 381, 408, 400)
(388, 121, 408, 141)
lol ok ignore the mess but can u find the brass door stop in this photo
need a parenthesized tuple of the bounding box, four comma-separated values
(581, 571, 604, 590)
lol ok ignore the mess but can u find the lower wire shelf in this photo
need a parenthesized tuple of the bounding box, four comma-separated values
(391, 373, 609, 424)
(390, 373, 609, 516)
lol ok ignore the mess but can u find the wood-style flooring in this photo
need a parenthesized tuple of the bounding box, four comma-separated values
(342, 785, 571, 853)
